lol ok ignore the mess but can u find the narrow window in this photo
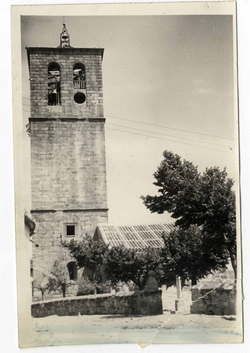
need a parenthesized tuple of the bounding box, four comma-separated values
(73, 63, 86, 89)
(66, 224, 75, 237)
(48, 62, 61, 105)
(67, 262, 78, 281)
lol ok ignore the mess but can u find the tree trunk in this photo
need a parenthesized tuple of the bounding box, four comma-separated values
(137, 280, 144, 291)
(62, 283, 66, 297)
(229, 250, 237, 280)
(181, 278, 185, 288)
(191, 276, 197, 286)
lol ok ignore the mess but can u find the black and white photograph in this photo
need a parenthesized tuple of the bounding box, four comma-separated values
(9, 1, 244, 349)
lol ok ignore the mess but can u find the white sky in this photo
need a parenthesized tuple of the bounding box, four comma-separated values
(21, 14, 237, 225)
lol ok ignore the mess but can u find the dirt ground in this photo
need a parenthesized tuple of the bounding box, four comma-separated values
(24, 287, 242, 347)
(28, 311, 242, 347)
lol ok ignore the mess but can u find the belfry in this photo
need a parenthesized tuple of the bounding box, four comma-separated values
(26, 23, 108, 282)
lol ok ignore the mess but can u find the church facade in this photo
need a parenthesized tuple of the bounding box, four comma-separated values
(27, 24, 108, 281)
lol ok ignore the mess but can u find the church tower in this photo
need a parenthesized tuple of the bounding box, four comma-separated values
(26, 24, 108, 280)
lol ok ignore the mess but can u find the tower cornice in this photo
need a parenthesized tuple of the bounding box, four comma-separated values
(26, 47, 104, 71)
(28, 117, 106, 123)
(26, 47, 104, 53)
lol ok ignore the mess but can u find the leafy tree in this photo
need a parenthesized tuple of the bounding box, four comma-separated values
(104, 246, 161, 290)
(33, 271, 50, 301)
(48, 254, 70, 297)
(63, 236, 162, 290)
(160, 226, 228, 287)
(141, 150, 237, 277)
(62, 236, 109, 282)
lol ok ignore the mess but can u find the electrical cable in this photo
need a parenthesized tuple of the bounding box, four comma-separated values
(105, 114, 234, 141)
(106, 127, 232, 154)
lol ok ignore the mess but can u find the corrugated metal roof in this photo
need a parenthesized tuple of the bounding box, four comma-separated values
(96, 223, 174, 249)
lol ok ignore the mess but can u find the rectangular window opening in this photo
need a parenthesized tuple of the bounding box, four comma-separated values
(66, 225, 75, 237)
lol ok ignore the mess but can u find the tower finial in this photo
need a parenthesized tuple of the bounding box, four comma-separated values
(59, 20, 71, 48)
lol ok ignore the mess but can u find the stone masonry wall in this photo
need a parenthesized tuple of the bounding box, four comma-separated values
(30, 119, 107, 210)
(31, 210, 108, 276)
(31, 290, 163, 318)
(28, 47, 108, 294)
(190, 281, 236, 315)
(28, 48, 104, 119)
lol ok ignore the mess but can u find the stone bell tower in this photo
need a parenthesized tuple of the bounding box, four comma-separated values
(26, 23, 108, 278)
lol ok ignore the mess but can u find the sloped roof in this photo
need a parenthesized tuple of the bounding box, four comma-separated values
(95, 223, 174, 249)
(24, 213, 36, 235)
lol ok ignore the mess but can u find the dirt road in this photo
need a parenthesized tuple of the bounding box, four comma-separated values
(24, 287, 242, 347)
(27, 311, 242, 347)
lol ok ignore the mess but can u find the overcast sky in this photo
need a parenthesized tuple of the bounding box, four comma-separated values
(21, 14, 237, 225)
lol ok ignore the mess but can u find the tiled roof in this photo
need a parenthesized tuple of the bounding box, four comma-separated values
(95, 223, 174, 249)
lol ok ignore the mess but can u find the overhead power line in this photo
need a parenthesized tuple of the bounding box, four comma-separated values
(106, 127, 232, 154)
(106, 122, 229, 149)
(21, 98, 234, 144)
(105, 114, 234, 141)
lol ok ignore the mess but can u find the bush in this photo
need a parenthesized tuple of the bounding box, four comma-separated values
(96, 280, 111, 294)
(77, 276, 111, 296)
(77, 277, 96, 295)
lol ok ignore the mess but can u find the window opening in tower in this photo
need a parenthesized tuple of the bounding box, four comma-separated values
(73, 63, 86, 89)
(48, 64, 61, 105)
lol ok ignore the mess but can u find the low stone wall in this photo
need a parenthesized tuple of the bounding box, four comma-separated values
(190, 281, 236, 315)
(31, 290, 163, 318)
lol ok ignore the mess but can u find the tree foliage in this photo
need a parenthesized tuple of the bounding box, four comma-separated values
(104, 246, 161, 290)
(62, 236, 109, 282)
(33, 271, 50, 301)
(63, 236, 161, 290)
(62, 236, 109, 270)
(48, 254, 71, 297)
(160, 226, 228, 287)
(141, 150, 237, 277)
